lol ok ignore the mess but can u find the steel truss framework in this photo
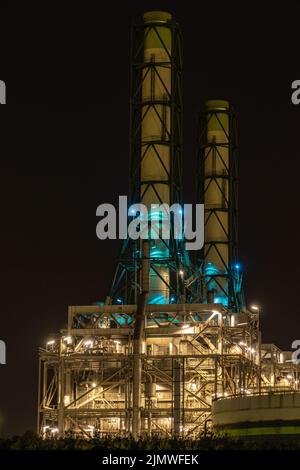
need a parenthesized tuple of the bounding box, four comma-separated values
(38, 303, 300, 438)
(198, 107, 241, 310)
(109, 16, 194, 306)
(38, 303, 257, 438)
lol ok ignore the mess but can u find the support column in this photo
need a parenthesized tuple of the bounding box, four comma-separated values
(58, 356, 65, 437)
(132, 240, 149, 439)
(173, 358, 182, 436)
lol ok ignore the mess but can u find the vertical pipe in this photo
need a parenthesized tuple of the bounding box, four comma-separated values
(214, 357, 218, 398)
(132, 345, 142, 439)
(182, 358, 185, 435)
(258, 330, 262, 393)
(64, 368, 72, 432)
(173, 358, 181, 436)
(58, 356, 65, 436)
(258, 311, 262, 394)
(132, 240, 150, 439)
(37, 357, 41, 435)
(125, 378, 128, 433)
(43, 363, 47, 407)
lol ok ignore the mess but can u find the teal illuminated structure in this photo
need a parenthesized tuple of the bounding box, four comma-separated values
(198, 101, 243, 311)
(110, 11, 192, 307)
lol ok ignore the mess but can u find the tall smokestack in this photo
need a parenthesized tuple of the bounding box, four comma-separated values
(199, 100, 238, 308)
(140, 11, 172, 304)
(111, 9, 183, 305)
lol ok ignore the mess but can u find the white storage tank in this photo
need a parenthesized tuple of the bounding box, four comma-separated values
(212, 393, 300, 438)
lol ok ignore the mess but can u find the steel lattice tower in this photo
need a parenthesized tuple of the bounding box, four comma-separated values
(110, 12, 190, 306)
(198, 101, 243, 311)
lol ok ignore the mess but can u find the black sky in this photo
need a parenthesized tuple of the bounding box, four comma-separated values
(0, 1, 299, 436)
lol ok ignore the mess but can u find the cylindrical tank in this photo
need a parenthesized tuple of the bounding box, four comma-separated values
(145, 381, 157, 398)
(203, 100, 230, 305)
(212, 393, 300, 438)
(141, 11, 172, 304)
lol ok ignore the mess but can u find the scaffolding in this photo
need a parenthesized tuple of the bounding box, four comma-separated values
(37, 304, 300, 438)
(38, 303, 251, 437)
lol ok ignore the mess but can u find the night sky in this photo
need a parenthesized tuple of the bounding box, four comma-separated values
(0, 1, 299, 437)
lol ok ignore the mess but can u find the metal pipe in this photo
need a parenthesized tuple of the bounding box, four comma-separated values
(173, 358, 182, 435)
(58, 354, 65, 436)
(68, 302, 221, 316)
(37, 357, 41, 434)
(132, 241, 149, 439)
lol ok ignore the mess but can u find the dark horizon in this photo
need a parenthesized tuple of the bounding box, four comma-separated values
(0, 1, 300, 437)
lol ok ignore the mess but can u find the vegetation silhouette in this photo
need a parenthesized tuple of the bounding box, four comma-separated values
(1, 431, 300, 450)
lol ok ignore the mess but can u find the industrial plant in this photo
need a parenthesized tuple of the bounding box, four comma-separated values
(37, 11, 300, 440)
